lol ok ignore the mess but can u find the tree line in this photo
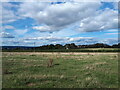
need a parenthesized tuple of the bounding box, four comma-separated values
(2, 43, 119, 50)
(34, 43, 120, 50)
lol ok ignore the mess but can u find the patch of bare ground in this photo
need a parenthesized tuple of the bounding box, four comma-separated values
(27, 83, 36, 87)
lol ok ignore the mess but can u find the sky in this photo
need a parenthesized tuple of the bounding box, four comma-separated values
(0, 1, 119, 46)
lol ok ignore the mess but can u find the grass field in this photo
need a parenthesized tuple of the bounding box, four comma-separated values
(2, 48, 120, 52)
(2, 52, 118, 88)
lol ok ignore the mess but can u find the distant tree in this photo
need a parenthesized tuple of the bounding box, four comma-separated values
(70, 43, 77, 49)
(64, 43, 77, 49)
(49, 44, 55, 49)
(112, 43, 120, 48)
(89, 43, 110, 48)
(55, 44, 63, 49)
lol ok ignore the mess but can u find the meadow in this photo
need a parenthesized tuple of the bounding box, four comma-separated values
(2, 52, 118, 88)
(2, 48, 120, 52)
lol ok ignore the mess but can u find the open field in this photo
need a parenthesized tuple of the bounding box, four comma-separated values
(2, 52, 118, 88)
(2, 48, 120, 52)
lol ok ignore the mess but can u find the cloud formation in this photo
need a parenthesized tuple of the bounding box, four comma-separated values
(25, 36, 69, 41)
(2, 25, 15, 30)
(100, 38, 118, 45)
(0, 32, 15, 38)
(18, 2, 118, 33)
(32, 25, 53, 32)
(79, 8, 118, 32)
(14, 29, 28, 35)
(1, 2, 118, 46)
(24, 36, 95, 45)
(1, 2, 20, 23)
(18, 2, 103, 32)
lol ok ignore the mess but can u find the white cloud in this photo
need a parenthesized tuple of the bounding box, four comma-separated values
(68, 37, 93, 42)
(2, 2, 19, 9)
(100, 38, 118, 45)
(0, 32, 15, 38)
(113, 2, 118, 9)
(25, 36, 69, 41)
(23, 36, 118, 45)
(2, 35, 118, 46)
(32, 25, 53, 32)
(1, 2, 119, 46)
(107, 29, 118, 32)
(2, 2, 117, 33)
(1, 2, 20, 23)
(67, 37, 98, 45)
(24, 36, 95, 45)
(2, 8, 16, 23)
(1, 7, 17, 23)
(14, 29, 28, 35)
(18, 2, 118, 33)
(3, 25, 15, 30)
(2, 39, 34, 46)
(18, 2, 102, 32)
(78, 8, 118, 32)
(18, 2, 49, 18)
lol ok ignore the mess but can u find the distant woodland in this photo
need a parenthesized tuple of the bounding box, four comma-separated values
(1, 43, 120, 52)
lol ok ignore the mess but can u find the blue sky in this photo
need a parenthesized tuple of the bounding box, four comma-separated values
(1, 1, 118, 46)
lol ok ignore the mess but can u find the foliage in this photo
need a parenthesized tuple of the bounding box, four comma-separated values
(2, 43, 120, 52)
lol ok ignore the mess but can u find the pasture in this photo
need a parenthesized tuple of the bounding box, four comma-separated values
(2, 48, 120, 52)
(2, 52, 118, 88)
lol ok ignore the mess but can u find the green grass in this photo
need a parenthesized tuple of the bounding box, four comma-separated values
(2, 52, 118, 88)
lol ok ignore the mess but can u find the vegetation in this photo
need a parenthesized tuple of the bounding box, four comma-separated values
(2, 52, 118, 88)
(2, 43, 120, 52)
(2, 48, 120, 52)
